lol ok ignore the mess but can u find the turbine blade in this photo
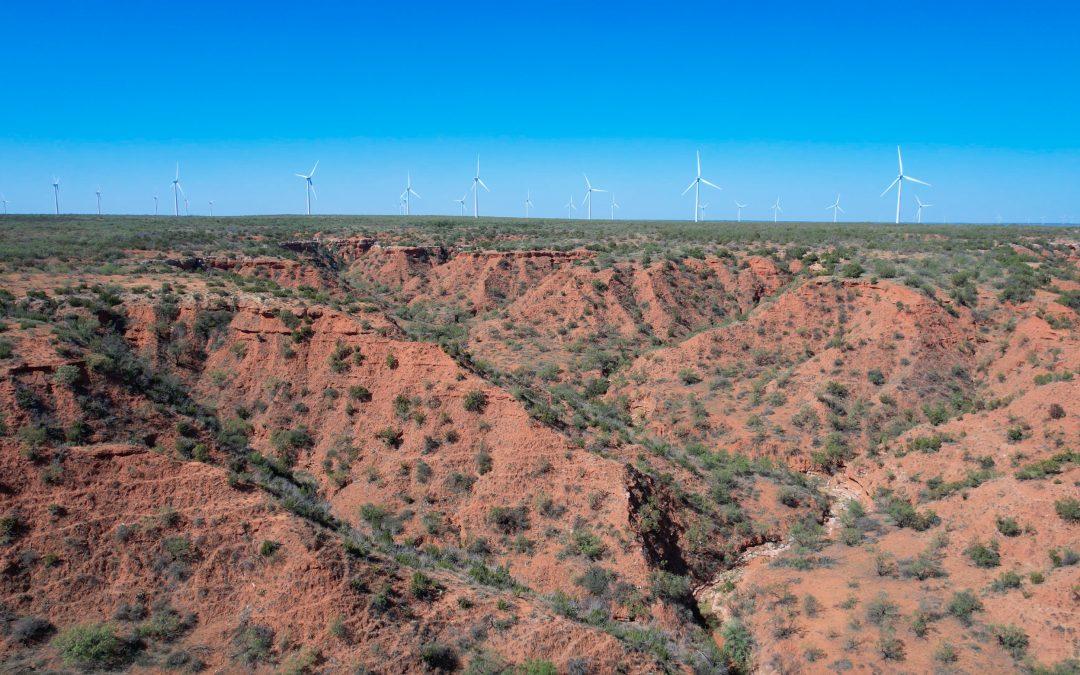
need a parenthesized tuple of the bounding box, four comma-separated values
(310, 160, 319, 177)
(681, 180, 696, 196)
(696, 150, 701, 177)
(477, 178, 490, 192)
(897, 146, 903, 174)
(905, 176, 931, 187)
(880, 176, 901, 196)
(295, 173, 307, 178)
(701, 179, 722, 190)
(410, 188, 421, 199)
(310, 185, 317, 200)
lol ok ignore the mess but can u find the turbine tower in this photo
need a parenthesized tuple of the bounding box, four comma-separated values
(153, 194, 159, 216)
(95, 187, 102, 215)
(826, 194, 844, 223)
(881, 146, 930, 224)
(681, 150, 721, 222)
(454, 194, 467, 216)
(699, 202, 709, 221)
(400, 173, 421, 215)
(52, 177, 61, 215)
(524, 190, 533, 218)
(471, 156, 489, 218)
(565, 195, 576, 219)
(184, 197, 190, 216)
(914, 195, 933, 223)
(1, 194, 8, 214)
(581, 174, 605, 220)
(771, 197, 782, 223)
(294, 161, 319, 215)
(610, 193, 619, 220)
(734, 200, 747, 222)
(209, 200, 215, 217)
(171, 164, 184, 217)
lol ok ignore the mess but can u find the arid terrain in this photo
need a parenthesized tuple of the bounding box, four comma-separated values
(0, 215, 1077, 673)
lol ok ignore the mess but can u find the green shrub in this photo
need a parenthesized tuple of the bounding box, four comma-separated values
(867, 369, 885, 386)
(53, 623, 134, 670)
(990, 570, 1023, 592)
(488, 505, 530, 534)
(1049, 547, 1079, 568)
(1055, 497, 1080, 522)
(965, 540, 1001, 568)
(419, 642, 457, 671)
(348, 385, 372, 402)
(994, 625, 1029, 659)
(375, 427, 403, 448)
(462, 390, 488, 413)
(720, 619, 753, 672)
(947, 590, 983, 626)
(995, 516, 1022, 537)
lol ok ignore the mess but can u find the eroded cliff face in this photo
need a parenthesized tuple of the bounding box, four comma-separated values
(1, 235, 1077, 673)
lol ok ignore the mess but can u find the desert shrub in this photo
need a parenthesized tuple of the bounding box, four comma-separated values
(462, 390, 488, 413)
(1049, 403, 1066, 419)
(259, 540, 280, 557)
(419, 642, 458, 671)
(565, 528, 607, 560)
(907, 434, 944, 454)
(1006, 425, 1024, 442)
(866, 594, 900, 626)
(53, 364, 80, 387)
(947, 590, 983, 626)
(878, 634, 905, 661)
(444, 472, 476, 494)
(995, 516, 1022, 537)
(811, 433, 853, 474)
(965, 540, 1001, 568)
(414, 460, 432, 484)
(10, 616, 53, 644)
(0, 513, 23, 545)
(678, 368, 702, 385)
(488, 505, 530, 534)
(518, 660, 558, 675)
(53, 623, 135, 670)
(720, 619, 753, 672)
(138, 607, 193, 642)
(234, 623, 274, 665)
(1015, 451, 1079, 479)
(375, 427, 403, 448)
(876, 491, 939, 531)
(578, 565, 614, 596)
(474, 448, 493, 475)
(990, 570, 1023, 592)
(348, 385, 371, 402)
(649, 571, 692, 606)
(1049, 547, 1079, 568)
(1055, 497, 1080, 522)
(409, 571, 440, 601)
(867, 368, 885, 385)
(994, 625, 1029, 659)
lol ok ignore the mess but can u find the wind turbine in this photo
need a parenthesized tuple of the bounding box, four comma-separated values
(565, 195, 576, 219)
(880, 146, 930, 224)
(826, 194, 844, 223)
(524, 190, 533, 218)
(454, 194, 467, 216)
(171, 164, 184, 217)
(699, 202, 709, 221)
(471, 156, 489, 218)
(681, 150, 721, 222)
(153, 194, 159, 216)
(734, 200, 747, 222)
(184, 197, 190, 216)
(610, 193, 619, 220)
(400, 173, 421, 215)
(581, 174, 605, 220)
(52, 177, 61, 214)
(914, 195, 933, 223)
(1, 194, 8, 214)
(209, 200, 215, 217)
(294, 161, 318, 215)
(771, 197, 782, 223)
(95, 187, 102, 215)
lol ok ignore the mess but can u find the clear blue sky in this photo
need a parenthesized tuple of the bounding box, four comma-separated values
(1, 0, 1078, 222)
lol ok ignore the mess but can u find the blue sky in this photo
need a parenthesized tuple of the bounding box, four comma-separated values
(1, 0, 1077, 222)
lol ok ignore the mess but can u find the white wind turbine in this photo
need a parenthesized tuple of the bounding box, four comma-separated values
(681, 150, 721, 222)
(881, 146, 930, 224)
(295, 161, 318, 215)
(565, 195, 576, 219)
(453, 193, 467, 216)
(52, 177, 61, 214)
(171, 163, 184, 216)
(209, 200, 215, 217)
(826, 194, 844, 223)
(771, 197, 782, 222)
(914, 195, 933, 223)
(581, 174, 606, 220)
(95, 187, 102, 215)
(699, 202, 709, 221)
(153, 194, 159, 216)
(471, 156, 489, 218)
(734, 200, 747, 222)
(184, 197, 190, 216)
(1, 194, 7, 214)
(610, 193, 619, 220)
(524, 190, 533, 218)
(400, 173, 420, 215)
